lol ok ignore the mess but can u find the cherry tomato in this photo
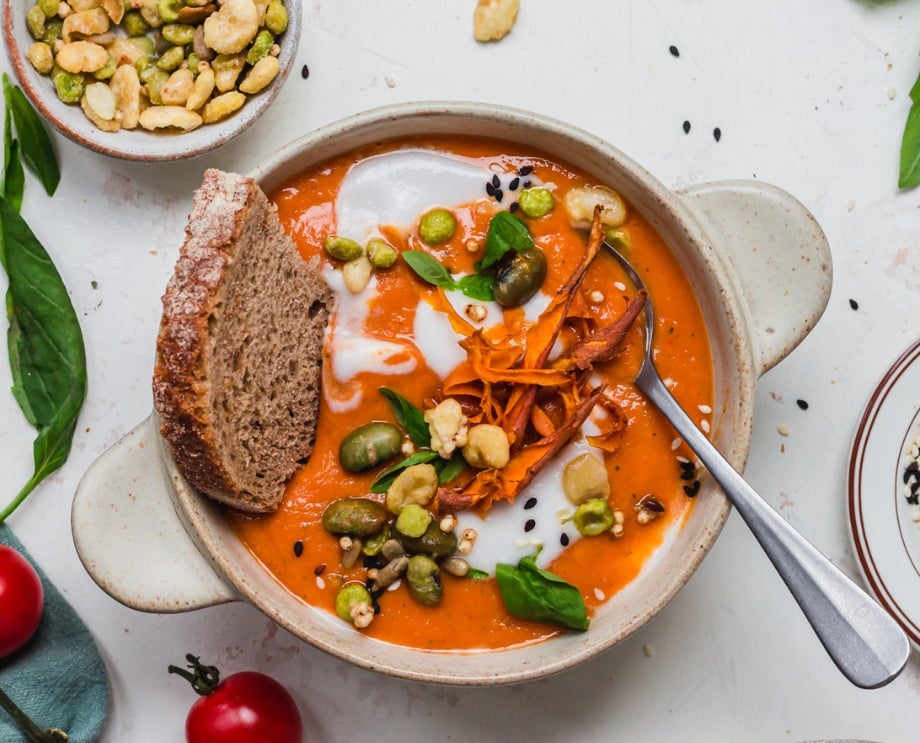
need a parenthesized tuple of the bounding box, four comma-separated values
(0, 544, 44, 658)
(171, 656, 302, 743)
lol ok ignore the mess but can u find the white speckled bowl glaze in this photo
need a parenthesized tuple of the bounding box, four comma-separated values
(73, 103, 832, 684)
(2, 0, 300, 161)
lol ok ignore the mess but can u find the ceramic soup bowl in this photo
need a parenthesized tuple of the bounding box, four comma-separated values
(72, 103, 832, 685)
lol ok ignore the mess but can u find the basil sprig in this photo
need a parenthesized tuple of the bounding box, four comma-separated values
(899, 69, 920, 189)
(371, 387, 465, 492)
(496, 552, 589, 631)
(0, 77, 85, 523)
(402, 211, 535, 301)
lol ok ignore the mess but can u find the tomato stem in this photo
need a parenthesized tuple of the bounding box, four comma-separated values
(0, 686, 68, 742)
(168, 654, 221, 696)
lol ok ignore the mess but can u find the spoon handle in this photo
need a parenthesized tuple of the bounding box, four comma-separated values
(636, 363, 910, 689)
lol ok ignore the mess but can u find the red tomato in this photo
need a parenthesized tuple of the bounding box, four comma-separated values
(185, 670, 302, 743)
(0, 544, 44, 658)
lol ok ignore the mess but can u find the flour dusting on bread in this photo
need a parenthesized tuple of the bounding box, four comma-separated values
(153, 169, 332, 513)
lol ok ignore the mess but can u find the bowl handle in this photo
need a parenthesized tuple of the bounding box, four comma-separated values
(72, 415, 240, 612)
(677, 181, 832, 376)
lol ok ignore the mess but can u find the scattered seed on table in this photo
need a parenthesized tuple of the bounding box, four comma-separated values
(713, 127, 722, 142)
(293, 540, 304, 557)
(524, 518, 536, 532)
(849, 298, 859, 310)
(524, 496, 538, 510)
(796, 399, 809, 410)
(683, 120, 691, 134)
(301, 64, 310, 79)
(669, 45, 680, 57)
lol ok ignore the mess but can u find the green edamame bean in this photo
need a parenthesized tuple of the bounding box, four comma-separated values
(162, 23, 196, 46)
(156, 45, 187, 72)
(131, 35, 156, 57)
(122, 10, 151, 38)
(396, 522, 458, 558)
(493, 247, 548, 307)
(157, 0, 182, 23)
(37, 0, 57, 18)
(406, 555, 442, 606)
(265, 0, 288, 35)
(339, 422, 402, 472)
(395, 503, 432, 539)
(322, 497, 390, 537)
(26, 5, 45, 41)
(361, 525, 390, 556)
(335, 582, 372, 623)
(247, 29, 275, 65)
(604, 228, 632, 254)
(366, 238, 398, 268)
(52, 72, 85, 104)
(143, 70, 170, 104)
(40, 17, 62, 45)
(518, 187, 555, 218)
(93, 54, 117, 81)
(418, 208, 456, 245)
(324, 235, 363, 262)
(572, 498, 614, 536)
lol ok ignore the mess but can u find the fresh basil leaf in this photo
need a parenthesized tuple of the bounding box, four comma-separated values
(0, 196, 86, 522)
(402, 250, 457, 289)
(456, 272, 495, 302)
(3, 103, 24, 211)
(379, 387, 430, 447)
(3, 75, 59, 197)
(900, 100, 920, 189)
(478, 211, 533, 271)
(466, 568, 490, 580)
(434, 452, 467, 485)
(910, 68, 920, 104)
(370, 449, 440, 493)
(495, 554, 589, 631)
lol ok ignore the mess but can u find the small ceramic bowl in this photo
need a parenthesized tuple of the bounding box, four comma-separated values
(73, 102, 833, 684)
(1, 0, 300, 161)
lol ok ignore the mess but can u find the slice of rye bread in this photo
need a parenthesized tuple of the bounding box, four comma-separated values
(153, 169, 332, 513)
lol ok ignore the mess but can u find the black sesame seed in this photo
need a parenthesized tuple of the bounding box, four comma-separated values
(518, 165, 533, 176)
(495, 189, 504, 203)
(904, 468, 914, 484)
(491, 174, 501, 188)
(796, 399, 809, 410)
(679, 459, 695, 471)
(713, 127, 722, 142)
(524, 496, 538, 510)
(524, 518, 536, 532)
(509, 177, 520, 191)
(293, 540, 304, 557)
(522, 180, 532, 189)
(301, 64, 310, 79)
(669, 45, 679, 57)
(683, 121, 691, 134)
(314, 563, 326, 576)
(560, 533, 570, 547)
(849, 298, 859, 310)
(680, 469, 695, 481)
(909, 461, 919, 472)
(683, 480, 701, 497)
(486, 181, 495, 197)
(509, 201, 520, 213)
(909, 493, 919, 506)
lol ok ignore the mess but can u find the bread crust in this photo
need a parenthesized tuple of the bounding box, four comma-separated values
(153, 169, 331, 512)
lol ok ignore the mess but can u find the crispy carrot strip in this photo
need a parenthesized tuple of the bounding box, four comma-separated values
(558, 290, 647, 371)
(437, 386, 605, 514)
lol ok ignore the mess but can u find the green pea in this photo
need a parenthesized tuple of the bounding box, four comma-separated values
(366, 238, 398, 268)
(37, 0, 58, 18)
(26, 5, 46, 41)
(143, 70, 170, 104)
(93, 54, 118, 81)
(604, 228, 632, 254)
(130, 35, 156, 57)
(156, 46, 186, 72)
(52, 72, 85, 104)
(264, 0, 289, 35)
(246, 29, 275, 65)
(122, 10, 151, 38)
(395, 503, 432, 539)
(157, 0, 182, 23)
(324, 235, 363, 262)
(418, 208, 456, 245)
(518, 187, 555, 218)
(40, 17, 62, 44)
(187, 52, 201, 73)
(339, 422, 402, 472)
(162, 23, 196, 46)
(406, 555, 442, 606)
(335, 582, 372, 623)
(396, 522, 458, 558)
(322, 497, 390, 537)
(572, 498, 614, 536)
(492, 247, 548, 307)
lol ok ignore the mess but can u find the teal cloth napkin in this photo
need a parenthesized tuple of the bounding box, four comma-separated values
(0, 525, 109, 743)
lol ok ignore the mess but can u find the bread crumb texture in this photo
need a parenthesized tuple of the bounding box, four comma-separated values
(474, 0, 520, 42)
(153, 169, 332, 512)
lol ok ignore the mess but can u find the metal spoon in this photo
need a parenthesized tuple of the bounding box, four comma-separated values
(604, 239, 910, 689)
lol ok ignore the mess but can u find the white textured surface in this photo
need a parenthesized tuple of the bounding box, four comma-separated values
(3, 1, 920, 740)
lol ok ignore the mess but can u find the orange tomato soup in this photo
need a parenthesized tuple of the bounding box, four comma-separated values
(228, 137, 713, 651)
